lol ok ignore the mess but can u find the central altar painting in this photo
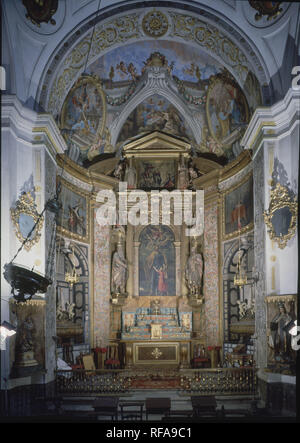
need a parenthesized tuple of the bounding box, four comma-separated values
(139, 225, 176, 296)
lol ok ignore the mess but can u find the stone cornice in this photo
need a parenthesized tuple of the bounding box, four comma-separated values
(1, 95, 66, 161)
(241, 88, 300, 157)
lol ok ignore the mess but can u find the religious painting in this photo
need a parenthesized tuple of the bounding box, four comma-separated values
(88, 40, 222, 85)
(57, 179, 89, 242)
(206, 76, 249, 152)
(139, 225, 175, 296)
(60, 75, 106, 162)
(138, 159, 176, 190)
(223, 173, 254, 239)
(117, 94, 195, 144)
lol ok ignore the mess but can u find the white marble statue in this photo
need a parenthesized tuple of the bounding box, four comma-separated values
(111, 243, 128, 294)
(124, 158, 137, 189)
(185, 241, 203, 296)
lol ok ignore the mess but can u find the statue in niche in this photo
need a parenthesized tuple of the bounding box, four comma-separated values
(111, 242, 128, 295)
(185, 240, 203, 297)
(113, 160, 125, 181)
(268, 302, 293, 362)
(124, 157, 137, 189)
(188, 160, 201, 189)
(178, 156, 189, 190)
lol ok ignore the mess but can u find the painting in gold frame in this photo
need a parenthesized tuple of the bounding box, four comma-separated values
(56, 178, 90, 243)
(222, 172, 254, 240)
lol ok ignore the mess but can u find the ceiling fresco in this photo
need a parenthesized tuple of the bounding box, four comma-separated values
(87, 40, 222, 84)
(58, 39, 258, 165)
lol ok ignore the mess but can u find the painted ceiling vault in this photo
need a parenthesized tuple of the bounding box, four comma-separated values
(57, 31, 261, 166)
(4, 1, 299, 167)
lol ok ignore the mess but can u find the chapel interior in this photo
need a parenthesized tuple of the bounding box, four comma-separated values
(1, 0, 299, 422)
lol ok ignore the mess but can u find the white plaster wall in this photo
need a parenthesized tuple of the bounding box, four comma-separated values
(265, 125, 299, 296)
(1, 97, 65, 388)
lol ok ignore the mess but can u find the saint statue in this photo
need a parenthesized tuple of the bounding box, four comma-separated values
(268, 302, 293, 361)
(113, 160, 125, 181)
(111, 242, 128, 295)
(185, 240, 203, 297)
(178, 156, 189, 190)
(124, 158, 137, 189)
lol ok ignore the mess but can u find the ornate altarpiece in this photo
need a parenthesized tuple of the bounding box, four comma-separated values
(110, 132, 201, 367)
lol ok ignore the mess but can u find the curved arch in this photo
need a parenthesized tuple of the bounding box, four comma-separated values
(223, 237, 254, 275)
(36, 3, 273, 114)
(110, 81, 201, 146)
(133, 221, 181, 243)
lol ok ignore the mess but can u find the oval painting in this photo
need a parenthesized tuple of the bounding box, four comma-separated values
(206, 76, 249, 146)
(60, 76, 106, 160)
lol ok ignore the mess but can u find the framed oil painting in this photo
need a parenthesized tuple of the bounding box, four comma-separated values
(223, 173, 254, 239)
(206, 76, 249, 148)
(57, 178, 89, 243)
(138, 159, 176, 190)
(60, 75, 106, 162)
(139, 225, 175, 296)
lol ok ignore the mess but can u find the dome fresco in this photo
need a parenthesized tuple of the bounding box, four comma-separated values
(87, 40, 223, 83)
(58, 30, 259, 165)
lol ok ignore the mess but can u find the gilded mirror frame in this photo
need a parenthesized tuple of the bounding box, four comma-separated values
(263, 183, 298, 249)
(10, 191, 44, 251)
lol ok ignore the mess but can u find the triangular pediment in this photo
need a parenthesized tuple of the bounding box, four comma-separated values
(123, 131, 191, 158)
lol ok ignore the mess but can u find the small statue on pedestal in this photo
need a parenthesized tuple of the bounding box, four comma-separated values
(185, 239, 203, 298)
(111, 241, 128, 296)
(113, 159, 125, 181)
(178, 155, 189, 190)
(14, 316, 39, 372)
(124, 157, 137, 189)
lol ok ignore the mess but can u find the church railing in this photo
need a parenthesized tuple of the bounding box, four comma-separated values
(179, 367, 257, 395)
(55, 367, 257, 396)
(54, 369, 131, 394)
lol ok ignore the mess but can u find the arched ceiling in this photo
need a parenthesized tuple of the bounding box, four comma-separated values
(38, 4, 271, 116)
(3, 1, 300, 167)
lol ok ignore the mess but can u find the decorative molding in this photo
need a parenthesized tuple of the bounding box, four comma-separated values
(37, 7, 269, 117)
(241, 88, 300, 157)
(103, 67, 201, 146)
(142, 10, 169, 38)
(1, 95, 66, 161)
